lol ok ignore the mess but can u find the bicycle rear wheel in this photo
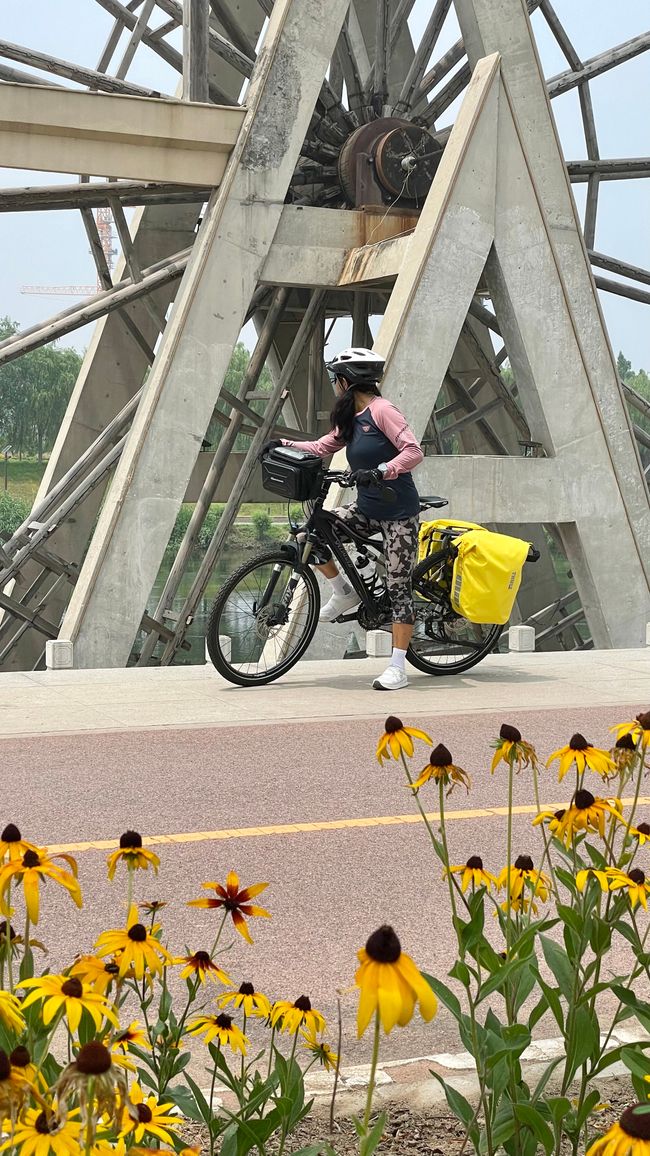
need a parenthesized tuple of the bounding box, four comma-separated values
(407, 549, 503, 675)
(205, 549, 320, 686)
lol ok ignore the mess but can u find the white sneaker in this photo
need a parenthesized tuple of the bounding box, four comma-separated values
(319, 588, 360, 622)
(373, 664, 409, 691)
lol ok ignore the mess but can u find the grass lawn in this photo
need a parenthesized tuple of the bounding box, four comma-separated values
(2, 458, 47, 502)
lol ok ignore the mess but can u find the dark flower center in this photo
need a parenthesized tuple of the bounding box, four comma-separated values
(105, 962, 120, 975)
(192, 951, 211, 967)
(384, 716, 403, 733)
(0, 922, 16, 940)
(620, 1104, 650, 1139)
(0, 1050, 11, 1081)
(136, 1104, 153, 1124)
(216, 1014, 233, 1029)
(636, 712, 650, 731)
(616, 734, 637, 751)
(499, 724, 521, 743)
(466, 856, 484, 869)
(35, 1112, 58, 1136)
(120, 830, 142, 849)
(430, 743, 452, 767)
(514, 855, 534, 872)
(224, 898, 240, 911)
(294, 995, 312, 1012)
(128, 923, 148, 942)
(637, 824, 650, 836)
(76, 1042, 112, 1075)
(22, 850, 40, 868)
(10, 1046, 31, 1068)
(239, 982, 255, 995)
(366, 925, 401, 964)
(569, 733, 589, 751)
(1, 824, 21, 843)
(61, 977, 83, 998)
(575, 789, 595, 809)
(554, 809, 566, 820)
(629, 869, 646, 885)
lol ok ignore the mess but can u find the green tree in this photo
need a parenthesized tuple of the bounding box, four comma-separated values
(617, 351, 633, 382)
(0, 318, 82, 460)
(205, 342, 274, 453)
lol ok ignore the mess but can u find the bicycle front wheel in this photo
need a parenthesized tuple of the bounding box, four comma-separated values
(407, 549, 503, 675)
(205, 549, 321, 686)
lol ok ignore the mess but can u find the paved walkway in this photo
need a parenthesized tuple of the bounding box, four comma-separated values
(1, 649, 649, 1073)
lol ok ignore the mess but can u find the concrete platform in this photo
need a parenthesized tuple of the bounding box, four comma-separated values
(0, 648, 649, 736)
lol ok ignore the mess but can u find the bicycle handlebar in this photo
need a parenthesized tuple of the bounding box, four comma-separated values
(322, 470, 397, 503)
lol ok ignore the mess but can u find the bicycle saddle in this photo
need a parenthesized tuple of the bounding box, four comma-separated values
(418, 496, 448, 509)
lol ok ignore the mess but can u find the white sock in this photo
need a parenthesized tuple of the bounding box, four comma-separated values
(330, 573, 352, 596)
(391, 647, 407, 671)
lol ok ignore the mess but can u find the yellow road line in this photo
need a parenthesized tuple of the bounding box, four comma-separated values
(47, 796, 650, 855)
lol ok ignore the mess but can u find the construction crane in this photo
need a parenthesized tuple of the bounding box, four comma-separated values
(20, 208, 117, 297)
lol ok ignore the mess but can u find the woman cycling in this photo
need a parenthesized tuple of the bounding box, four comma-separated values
(268, 347, 423, 692)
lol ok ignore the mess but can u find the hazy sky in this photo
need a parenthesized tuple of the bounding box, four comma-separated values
(0, 1, 648, 366)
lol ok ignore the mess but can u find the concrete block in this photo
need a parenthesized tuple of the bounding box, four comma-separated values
(366, 630, 392, 658)
(508, 625, 536, 653)
(646, 622, 650, 646)
(45, 640, 74, 670)
(205, 636, 231, 663)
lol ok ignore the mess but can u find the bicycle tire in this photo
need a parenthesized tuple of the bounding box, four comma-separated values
(205, 549, 321, 687)
(407, 549, 503, 675)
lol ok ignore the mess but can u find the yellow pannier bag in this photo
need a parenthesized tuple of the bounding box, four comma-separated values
(418, 518, 484, 562)
(450, 528, 531, 625)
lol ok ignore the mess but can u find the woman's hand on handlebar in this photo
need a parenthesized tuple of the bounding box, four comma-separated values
(348, 468, 382, 487)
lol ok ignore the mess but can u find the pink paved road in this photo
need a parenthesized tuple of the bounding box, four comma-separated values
(2, 702, 648, 1066)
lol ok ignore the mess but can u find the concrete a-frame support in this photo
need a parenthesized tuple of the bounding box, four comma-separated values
(376, 50, 650, 647)
(60, 0, 351, 668)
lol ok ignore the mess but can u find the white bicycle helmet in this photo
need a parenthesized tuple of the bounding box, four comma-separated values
(325, 347, 386, 386)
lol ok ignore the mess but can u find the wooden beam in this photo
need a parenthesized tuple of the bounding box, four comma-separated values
(548, 32, 650, 97)
(183, 0, 210, 101)
(590, 250, 650, 287)
(155, 0, 254, 77)
(0, 180, 211, 212)
(115, 0, 157, 78)
(594, 275, 650, 306)
(0, 38, 168, 98)
(567, 158, 650, 180)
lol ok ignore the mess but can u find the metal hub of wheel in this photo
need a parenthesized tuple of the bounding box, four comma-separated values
(337, 117, 443, 207)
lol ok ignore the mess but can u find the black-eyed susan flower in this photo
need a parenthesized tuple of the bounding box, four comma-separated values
(491, 724, 538, 774)
(547, 734, 616, 783)
(0, 1107, 81, 1156)
(0, 989, 25, 1035)
(630, 823, 650, 846)
(217, 981, 271, 1019)
(611, 712, 650, 750)
(107, 832, 160, 882)
(606, 867, 650, 910)
(554, 790, 623, 845)
(611, 733, 642, 777)
(587, 1103, 650, 1156)
(576, 868, 611, 893)
(68, 955, 120, 997)
(498, 855, 550, 903)
(497, 895, 540, 917)
(270, 996, 326, 1036)
(121, 1082, 180, 1146)
(301, 1028, 338, 1071)
(10, 1046, 45, 1094)
(445, 856, 496, 893)
(376, 717, 432, 764)
(0, 824, 37, 864)
(18, 975, 118, 1034)
(187, 872, 270, 945)
(410, 744, 471, 794)
(138, 901, 167, 916)
(176, 951, 231, 986)
(0, 1048, 35, 1120)
(111, 1022, 150, 1054)
(0, 849, 82, 925)
(94, 903, 171, 980)
(355, 925, 437, 1037)
(186, 1013, 248, 1055)
(532, 808, 566, 836)
(55, 1042, 127, 1134)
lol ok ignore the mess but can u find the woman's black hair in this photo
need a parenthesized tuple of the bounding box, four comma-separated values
(330, 380, 381, 445)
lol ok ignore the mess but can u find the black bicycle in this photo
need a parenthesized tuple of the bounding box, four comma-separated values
(206, 447, 538, 687)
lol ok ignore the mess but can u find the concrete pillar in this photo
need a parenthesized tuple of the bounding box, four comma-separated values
(62, 0, 352, 668)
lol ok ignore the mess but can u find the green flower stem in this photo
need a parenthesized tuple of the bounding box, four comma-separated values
(210, 910, 229, 959)
(83, 1076, 95, 1156)
(362, 1012, 381, 1134)
(126, 866, 134, 912)
(208, 1049, 220, 1156)
(241, 1011, 248, 1082)
(329, 996, 342, 1135)
(437, 777, 463, 935)
(266, 1025, 277, 1081)
(173, 979, 198, 1047)
(505, 754, 515, 950)
(277, 1034, 301, 1156)
(623, 747, 645, 853)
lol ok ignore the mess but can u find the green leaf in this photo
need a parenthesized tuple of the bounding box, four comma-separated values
(565, 1005, 600, 1083)
(557, 903, 583, 936)
(531, 1060, 564, 1103)
(540, 934, 574, 1002)
(168, 1084, 207, 1125)
(359, 1111, 387, 1156)
(423, 974, 463, 1021)
(575, 1088, 603, 1130)
(545, 1096, 571, 1127)
(429, 1072, 480, 1153)
(513, 1103, 555, 1155)
(449, 960, 472, 988)
(612, 986, 650, 1033)
(532, 972, 564, 1031)
(477, 957, 529, 1003)
(182, 1072, 212, 1123)
(527, 991, 548, 1033)
(590, 915, 612, 955)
